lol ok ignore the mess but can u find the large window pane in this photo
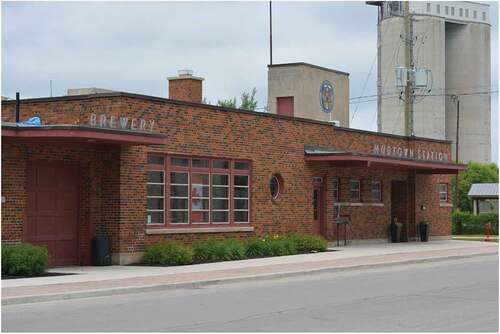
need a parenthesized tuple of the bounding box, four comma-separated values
(148, 155, 164, 165)
(171, 211, 188, 224)
(192, 211, 209, 224)
(192, 185, 209, 197)
(147, 211, 164, 225)
(192, 198, 209, 210)
(213, 160, 229, 169)
(192, 159, 209, 168)
(234, 199, 248, 209)
(234, 211, 248, 223)
(234, 162, 250, 170)
(212, 199, 229, 210)
(234, 175, 249, 186)
(212, 211, 228, 223)
(147, 198, 164, 210)
(234, 187, 248, 198)
(171, 198, 188, 210)
(147, 171, 164, 183)
(212, 174, 229, 185)
(171, 172, 188, 184)
(212, 187, 229, 198)
(171, 185, 188, 197)
(147, 184, 164, 197)
(192, 173, 209, 185)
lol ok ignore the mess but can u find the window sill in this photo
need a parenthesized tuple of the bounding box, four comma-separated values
(146, 226, 255, 235)
(336, 202, 384, 207)
(440, 202, 453, 207)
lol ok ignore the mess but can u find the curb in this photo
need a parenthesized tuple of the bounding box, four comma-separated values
(2, 251, 497, 306)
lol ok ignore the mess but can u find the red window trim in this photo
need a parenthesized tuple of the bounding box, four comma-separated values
(147, 154, 251, 227)
(332, 177, 339, 202)
(371, 180, 383, 202)
(438, 183, 449, 202)
(350, 179, 361, 202)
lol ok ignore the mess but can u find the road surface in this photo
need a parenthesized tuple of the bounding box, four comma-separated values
(2, 255, 498, 332)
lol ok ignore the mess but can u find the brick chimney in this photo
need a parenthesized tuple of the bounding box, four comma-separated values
(167, 70, 204, 103)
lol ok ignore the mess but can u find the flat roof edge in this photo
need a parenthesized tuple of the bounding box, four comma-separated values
(2, 92, 451, 144)
(267, 62, 350, 76)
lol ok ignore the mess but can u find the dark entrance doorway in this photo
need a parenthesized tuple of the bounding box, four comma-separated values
(391, 180, 408, 242)
(26, 162, 80, 266)
(312, 184, 325, 236)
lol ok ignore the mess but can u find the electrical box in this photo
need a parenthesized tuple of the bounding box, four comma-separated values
(414, 68, 431, 88)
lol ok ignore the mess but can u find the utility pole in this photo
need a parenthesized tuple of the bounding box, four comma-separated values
(452, 94, 460, 210)
(403, 1, 414, 136)
(269, 1, 273, 65)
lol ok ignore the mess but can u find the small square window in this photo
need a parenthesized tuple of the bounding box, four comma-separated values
(426, 3, 431, 12)
(473, 10, 477, 19)
(451, 7, 454, 16)
(332, 178, 339, 202)
(459, 8, 463, 17)
(482, 12, 486, 21)
(213, 160, 229, 169)
(445, 6, 449, 15)
(234, 161, 250, 170)
(192, 159, 209, 168)
(148, 155, 164, 165)
(465, 9, 469, 18)
(350, 180, 360, 201)
(171, 157, 189, 167)
(371, 181, 382, 202)
(436, 4, 440, 14)
(438, 184, 448, 202)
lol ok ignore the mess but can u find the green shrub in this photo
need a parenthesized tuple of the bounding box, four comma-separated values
(142, 241, 193, 266)
(193, 238, 246, 263)
(287, 233, 328, 253)
(452, 211, 499, 235)
(245, 238, 271, 258)
(267, 238, 298, 256)
(2, 243, 48, 276)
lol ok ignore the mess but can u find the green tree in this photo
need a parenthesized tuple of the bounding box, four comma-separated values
(453, 161, 498, 212)
(217, 98, 237, 108)
(239, 88, 258, 111)
(216, 88, 258, 111)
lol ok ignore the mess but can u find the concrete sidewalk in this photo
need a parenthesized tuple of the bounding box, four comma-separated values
(2, 240, 497, 305)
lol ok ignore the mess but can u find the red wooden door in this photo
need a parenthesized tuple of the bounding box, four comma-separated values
(312, 186, 324, 235)
(277, 97, 294, 117)
(391, 180, 408, 242)
(26, 162, 79, 266)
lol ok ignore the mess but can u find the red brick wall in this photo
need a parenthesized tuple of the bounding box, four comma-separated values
(2, 95, 454, 259)
(168, 79, 203, 103)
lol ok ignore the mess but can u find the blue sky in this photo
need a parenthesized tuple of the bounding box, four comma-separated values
(2, 1, 498, 162)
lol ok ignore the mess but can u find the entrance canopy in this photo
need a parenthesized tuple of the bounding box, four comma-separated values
(2, 123, 166, 145)
(305, 147, 466, 174)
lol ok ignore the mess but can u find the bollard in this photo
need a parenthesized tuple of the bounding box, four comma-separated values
(484, 223, 491, 242)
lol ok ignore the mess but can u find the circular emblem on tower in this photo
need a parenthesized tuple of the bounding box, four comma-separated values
(319, 80, 335, 114)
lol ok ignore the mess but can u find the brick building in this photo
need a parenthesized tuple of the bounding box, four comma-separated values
(1, 71, 465, 266)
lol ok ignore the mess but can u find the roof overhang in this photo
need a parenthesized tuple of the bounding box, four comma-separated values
(2, 124, 166, 146)
(305, 148, 466, 175)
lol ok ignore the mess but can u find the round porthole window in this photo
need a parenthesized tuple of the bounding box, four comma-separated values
(270, 175, 280, 200)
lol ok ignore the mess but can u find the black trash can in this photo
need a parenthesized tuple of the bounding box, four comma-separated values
(91, 236, 112, 266)
(419, 222, 429, 242)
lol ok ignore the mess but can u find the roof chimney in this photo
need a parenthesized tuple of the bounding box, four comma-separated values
(167, 69, 204, 103)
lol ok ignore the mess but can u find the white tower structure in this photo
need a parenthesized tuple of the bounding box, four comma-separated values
(368, 1, 491, 163)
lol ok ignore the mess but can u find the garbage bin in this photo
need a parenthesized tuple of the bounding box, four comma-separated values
(91, 236, 112, 266)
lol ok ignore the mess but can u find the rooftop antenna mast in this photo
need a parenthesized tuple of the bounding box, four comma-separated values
(269, 1, 273, 65)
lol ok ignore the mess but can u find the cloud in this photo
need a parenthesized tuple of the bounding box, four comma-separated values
(1, 1, 497, 161)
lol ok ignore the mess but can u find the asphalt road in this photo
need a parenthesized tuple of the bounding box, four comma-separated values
(2, 255, 498, 332)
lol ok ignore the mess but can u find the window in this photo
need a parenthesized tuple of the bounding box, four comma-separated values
(445, 6, 449, 15)
(371, 181, 382, 202)
(147, 170, 165, 224)
(332, 178, 339, 202)
(465, 9, 469, 18)
(436, 4, 440, 14)
(277, 97, 294, 117)
(459, 8, 463, 17)
(439, 183, 448, 202)
(148, 156, 251, 225)
(482, 12, 486, 21)
(350, 180, 360, 201)
(451, 7, 454, 16)
(270, 175, 280, 199)
(473, 10, 477, 19)
(426, 3, 431, 12)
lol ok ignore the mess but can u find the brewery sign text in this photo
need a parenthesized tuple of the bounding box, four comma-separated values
(373, 144, 449, 161)
(88, 113, 155, 132)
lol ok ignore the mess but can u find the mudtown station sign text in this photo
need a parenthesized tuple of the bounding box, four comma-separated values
(373, 144, 449, 162)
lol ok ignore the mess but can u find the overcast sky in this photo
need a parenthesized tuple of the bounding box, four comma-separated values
(2, 1, 498, 162)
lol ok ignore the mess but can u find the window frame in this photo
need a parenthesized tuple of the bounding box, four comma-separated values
(350, 179, 361, 202)
(148, 155, 251, 227)
(332, 177, 339, 202)
(146, 156, 166, 225)
(438, 183, 448, 202)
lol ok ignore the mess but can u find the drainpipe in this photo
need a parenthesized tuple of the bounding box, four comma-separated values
(15, 92, 20, 123)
